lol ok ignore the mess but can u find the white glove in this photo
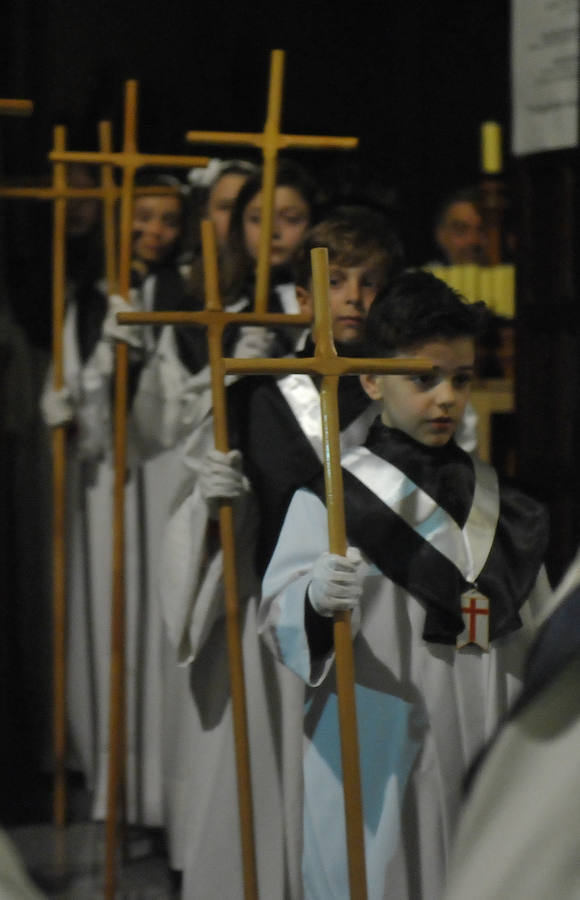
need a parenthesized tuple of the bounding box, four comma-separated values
(199, 448, 249, 515)
(308, 547, 364, 617)
(102, 293, 144, 348)
(233, 326, 276, 359)
(40, 385, 75, 428)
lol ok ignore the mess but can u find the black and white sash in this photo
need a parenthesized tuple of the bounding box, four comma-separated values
(276, 373, 377, 462)
(309, 433, 548, 644)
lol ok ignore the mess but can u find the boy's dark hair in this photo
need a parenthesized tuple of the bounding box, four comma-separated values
(293, 204, 404, 289)
(365, 270, 486, 356)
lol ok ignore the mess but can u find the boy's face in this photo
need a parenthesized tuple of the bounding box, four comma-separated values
(360, 337, 475, 447)
(297, 257, 384, 343)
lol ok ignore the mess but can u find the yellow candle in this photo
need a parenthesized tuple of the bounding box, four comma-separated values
(481, 122, 502, 174)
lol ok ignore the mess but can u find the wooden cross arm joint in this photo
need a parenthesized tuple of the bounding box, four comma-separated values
(278, 134, 358, 150)
(0, 185, 119, 199)
(186, 130, 358, 151)
(49, 150, 210, 169)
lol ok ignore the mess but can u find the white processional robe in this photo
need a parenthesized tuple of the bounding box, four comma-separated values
(158, 357, 377, 898)
(52, 278, 182, 826)
(259, 443, 552, 900)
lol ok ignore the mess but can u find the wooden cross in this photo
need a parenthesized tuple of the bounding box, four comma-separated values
(117, 238, 433, 900)
(51, 65, 353, 898)
(186, 49, 358, 314)
(0, 121, 125, 832)
(3, 82, 209, 894)
(45, 81, 213, 900)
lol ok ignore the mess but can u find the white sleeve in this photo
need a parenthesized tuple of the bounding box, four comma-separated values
(130, 326, 213, 459)
(258, 488, 337, 686)
(160, 476, 259, 665)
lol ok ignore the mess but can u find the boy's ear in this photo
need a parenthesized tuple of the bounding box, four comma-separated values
(360, 373, 383, 400)
(295, 285, 313, 316)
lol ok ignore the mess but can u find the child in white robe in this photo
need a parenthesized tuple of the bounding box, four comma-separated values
(259, 270, 552, 900)
(160, 203, 406, 898)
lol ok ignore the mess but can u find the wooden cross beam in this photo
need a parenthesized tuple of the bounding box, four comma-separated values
(0, 97, 34, 116)
(117, 239, 433, 900)
(186, 49, 358, 315)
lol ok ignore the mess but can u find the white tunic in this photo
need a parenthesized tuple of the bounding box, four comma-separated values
(259, 458, 551, 900)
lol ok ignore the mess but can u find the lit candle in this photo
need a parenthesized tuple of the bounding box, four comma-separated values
(481, 122, 502, 174)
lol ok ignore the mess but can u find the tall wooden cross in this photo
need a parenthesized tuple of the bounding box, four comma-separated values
(49, 81, 212, 899)
(186, 49, 358, 314)
(117, 236, 433, 900)
(2, 84, 209, 892)
(64, 60, 357, 898)
(0, 121, 122, 828)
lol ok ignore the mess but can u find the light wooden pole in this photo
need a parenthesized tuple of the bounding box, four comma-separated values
(186, 49, 358, 314)
(78, 82, 210, 900)
(0, 122, 125, 829)
(118, 245, 433, 900)
(50, 125, 68, 830)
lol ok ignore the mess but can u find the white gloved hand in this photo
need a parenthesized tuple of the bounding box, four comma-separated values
(199, 448, 249, 515)
(308, 547, 364, 617)
(233, 326, 276, 359)
(40, 385, 75, 428)
(102, 293, 144, 348)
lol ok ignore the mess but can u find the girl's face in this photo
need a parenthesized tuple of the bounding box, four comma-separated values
(132, 194, 182, 265)
(242, 186, 310, 266)
(207, 173, 248, 246)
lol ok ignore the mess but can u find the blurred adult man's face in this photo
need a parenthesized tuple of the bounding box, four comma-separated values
(436, 201, 487, 264)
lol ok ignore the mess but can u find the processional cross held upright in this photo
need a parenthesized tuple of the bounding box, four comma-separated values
(186, 49, 358, 315)
(118, 233, 433, 900)
(101, 49, 359, 900)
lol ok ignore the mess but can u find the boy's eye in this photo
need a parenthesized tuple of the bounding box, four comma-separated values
(453, 372, 473, 388)
(410, 373, 438, 389)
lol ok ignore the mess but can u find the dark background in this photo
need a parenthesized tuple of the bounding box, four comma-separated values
(1, 0, 510, 263)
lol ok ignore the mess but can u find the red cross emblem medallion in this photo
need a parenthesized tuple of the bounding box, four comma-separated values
(456, 589, 490, 651)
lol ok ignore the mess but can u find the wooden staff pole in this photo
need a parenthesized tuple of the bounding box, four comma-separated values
(98, 121, 118, 292)
(105, 79, 138, 900)
(51, 125, 69, 829)
(254, 49, 284, 315)
(312, 247, 367, 898)
(201, 220, 259, 899)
